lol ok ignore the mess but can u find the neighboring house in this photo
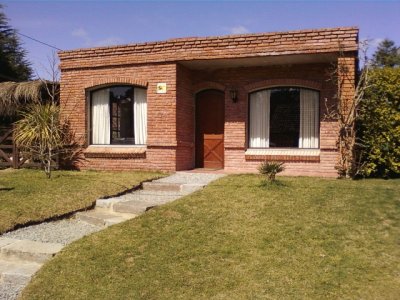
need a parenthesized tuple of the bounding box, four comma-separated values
(58, 27, 358, 177)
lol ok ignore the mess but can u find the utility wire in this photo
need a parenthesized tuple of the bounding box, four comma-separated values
(17, 32, 62, 51)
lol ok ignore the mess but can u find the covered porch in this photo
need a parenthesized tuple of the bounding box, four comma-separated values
(175, 50, 355, 176)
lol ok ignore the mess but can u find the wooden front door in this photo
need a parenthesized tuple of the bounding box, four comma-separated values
(195, 90, 225, 169)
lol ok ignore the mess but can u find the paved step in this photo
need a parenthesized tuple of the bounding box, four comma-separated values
(0, 260, 42, 286)
(142, 181, 182, 192)
(130, 189, 185, 197)
(0, 238, 63, 264)
(75, 209, 136, 227)
(96, 191, 184, 210)
(142, 181, 206, 193)
(96, 172, 225, 217)
(123, 191, 183, 203)
(113, 190, 187, 213)
(156, 172, 224, 185)
(112, 198, 166, 214)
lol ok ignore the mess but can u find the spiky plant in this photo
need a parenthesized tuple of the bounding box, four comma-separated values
(258, 161, 285, 182)
(14, 103, 63, 178)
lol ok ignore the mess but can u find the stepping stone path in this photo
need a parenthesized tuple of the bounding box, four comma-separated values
(0, 172, 224, 299)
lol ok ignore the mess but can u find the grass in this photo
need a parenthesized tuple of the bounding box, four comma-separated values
(0, 168, 164, 234)
(21, 175, 400, 299)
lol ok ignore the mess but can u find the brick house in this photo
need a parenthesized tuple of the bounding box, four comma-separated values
(58, 27, 358, 177)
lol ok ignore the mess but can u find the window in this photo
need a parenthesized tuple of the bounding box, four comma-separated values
(90, 86, 147, 145)
(249, 87, 319, 149)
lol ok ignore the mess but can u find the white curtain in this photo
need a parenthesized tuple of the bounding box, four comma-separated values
(91, 89, 110, 144)
(299, 89, 319, 148)
(249, 90, 270, 148)
(134, 88, 147, 144)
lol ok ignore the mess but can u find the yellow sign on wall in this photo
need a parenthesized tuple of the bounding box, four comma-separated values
(157, 83, 167, 94)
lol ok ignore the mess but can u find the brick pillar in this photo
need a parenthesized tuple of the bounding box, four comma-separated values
(337, 55, 357, 177)
(338, 56, 356, 116)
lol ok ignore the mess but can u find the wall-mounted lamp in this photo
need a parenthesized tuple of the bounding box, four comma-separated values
(230, 89, 238, 103)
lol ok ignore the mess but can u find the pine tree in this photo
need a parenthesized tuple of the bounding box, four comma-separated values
(372, 39, 400, 68)
(0, 4, 33, 82)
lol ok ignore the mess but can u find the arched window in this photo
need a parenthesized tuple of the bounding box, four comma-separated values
(249, 87, 319, 149)
(90, 85, 147, 145)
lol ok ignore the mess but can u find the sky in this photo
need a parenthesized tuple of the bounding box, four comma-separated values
(3, 0, 400, 79)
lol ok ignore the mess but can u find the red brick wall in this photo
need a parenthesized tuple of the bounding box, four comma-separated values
(59, 27, 357, 176)
(176, 64, 195, 170)
(224, 149, 339, 177)
(188, 63, 344, 177)
(61, 60, 355, 176)
(60, 63, 178, 171)
(80, 148, 176, 171)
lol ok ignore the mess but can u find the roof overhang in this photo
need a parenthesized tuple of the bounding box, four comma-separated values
(179, 52, 338, 71)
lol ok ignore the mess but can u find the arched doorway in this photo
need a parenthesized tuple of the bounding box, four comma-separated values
(195, 89, 225, 169)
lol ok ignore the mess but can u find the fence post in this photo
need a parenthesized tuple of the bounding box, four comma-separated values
(12, 124, 19, 169)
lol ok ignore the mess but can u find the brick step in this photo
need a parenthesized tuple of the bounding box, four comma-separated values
(0, 238, 63, 264)
(75, 209, 136, 227)
(0, 259, 42, 287)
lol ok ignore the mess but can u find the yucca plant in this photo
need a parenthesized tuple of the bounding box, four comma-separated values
(14, 103, 64, 178)
(258, 161, 285, 182)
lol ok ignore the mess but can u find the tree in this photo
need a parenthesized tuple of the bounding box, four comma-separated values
(0, 4, 33, 82)
(372, 39, 400, 68)
(326, 39, 400, 179)
(358, 67, 400, 178)
(13, 52, 81, 178)
(14, 103, 63, 178)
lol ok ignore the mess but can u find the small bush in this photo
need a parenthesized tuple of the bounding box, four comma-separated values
(258, 161, 285, 182)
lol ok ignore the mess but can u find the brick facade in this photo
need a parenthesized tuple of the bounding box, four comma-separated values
(59, 27, 358, 177)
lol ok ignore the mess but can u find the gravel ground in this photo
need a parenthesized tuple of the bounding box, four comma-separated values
(0, 219, 100, 299)
(2, 219, 101, 245)
(0, 282, 24, 300)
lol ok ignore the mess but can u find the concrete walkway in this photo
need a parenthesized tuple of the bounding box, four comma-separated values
(0, 172, 224, 299)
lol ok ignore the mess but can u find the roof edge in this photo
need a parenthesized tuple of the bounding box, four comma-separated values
(58, 26, 359, 56)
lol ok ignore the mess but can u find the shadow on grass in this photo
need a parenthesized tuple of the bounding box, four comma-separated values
(0, 187, 14, 191)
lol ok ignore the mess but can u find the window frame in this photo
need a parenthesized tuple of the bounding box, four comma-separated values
(247, 86, 320, 150)
(89, 84, 146, 146)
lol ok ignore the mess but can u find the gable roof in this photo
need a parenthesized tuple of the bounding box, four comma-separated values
(59, 27, 358, 70)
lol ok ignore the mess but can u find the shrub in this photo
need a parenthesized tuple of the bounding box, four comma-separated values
(357, 67, 400, 178)
(258, 161, 285, 181)
(14, 103, 65, 178)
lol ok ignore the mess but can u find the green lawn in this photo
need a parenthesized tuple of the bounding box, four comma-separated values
(0, 169, 164, 234)
(21, 175, 400, 299)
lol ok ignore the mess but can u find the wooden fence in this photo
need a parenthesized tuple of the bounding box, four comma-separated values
(0, 125, 58, 169)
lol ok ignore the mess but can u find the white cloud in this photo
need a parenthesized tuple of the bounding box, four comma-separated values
(71, 28, 91, 46)
(71, 28, 122, 47)
(71, 28, 89, 39)
(229, 25, 250, 35)
(94, 37, 124, 47)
